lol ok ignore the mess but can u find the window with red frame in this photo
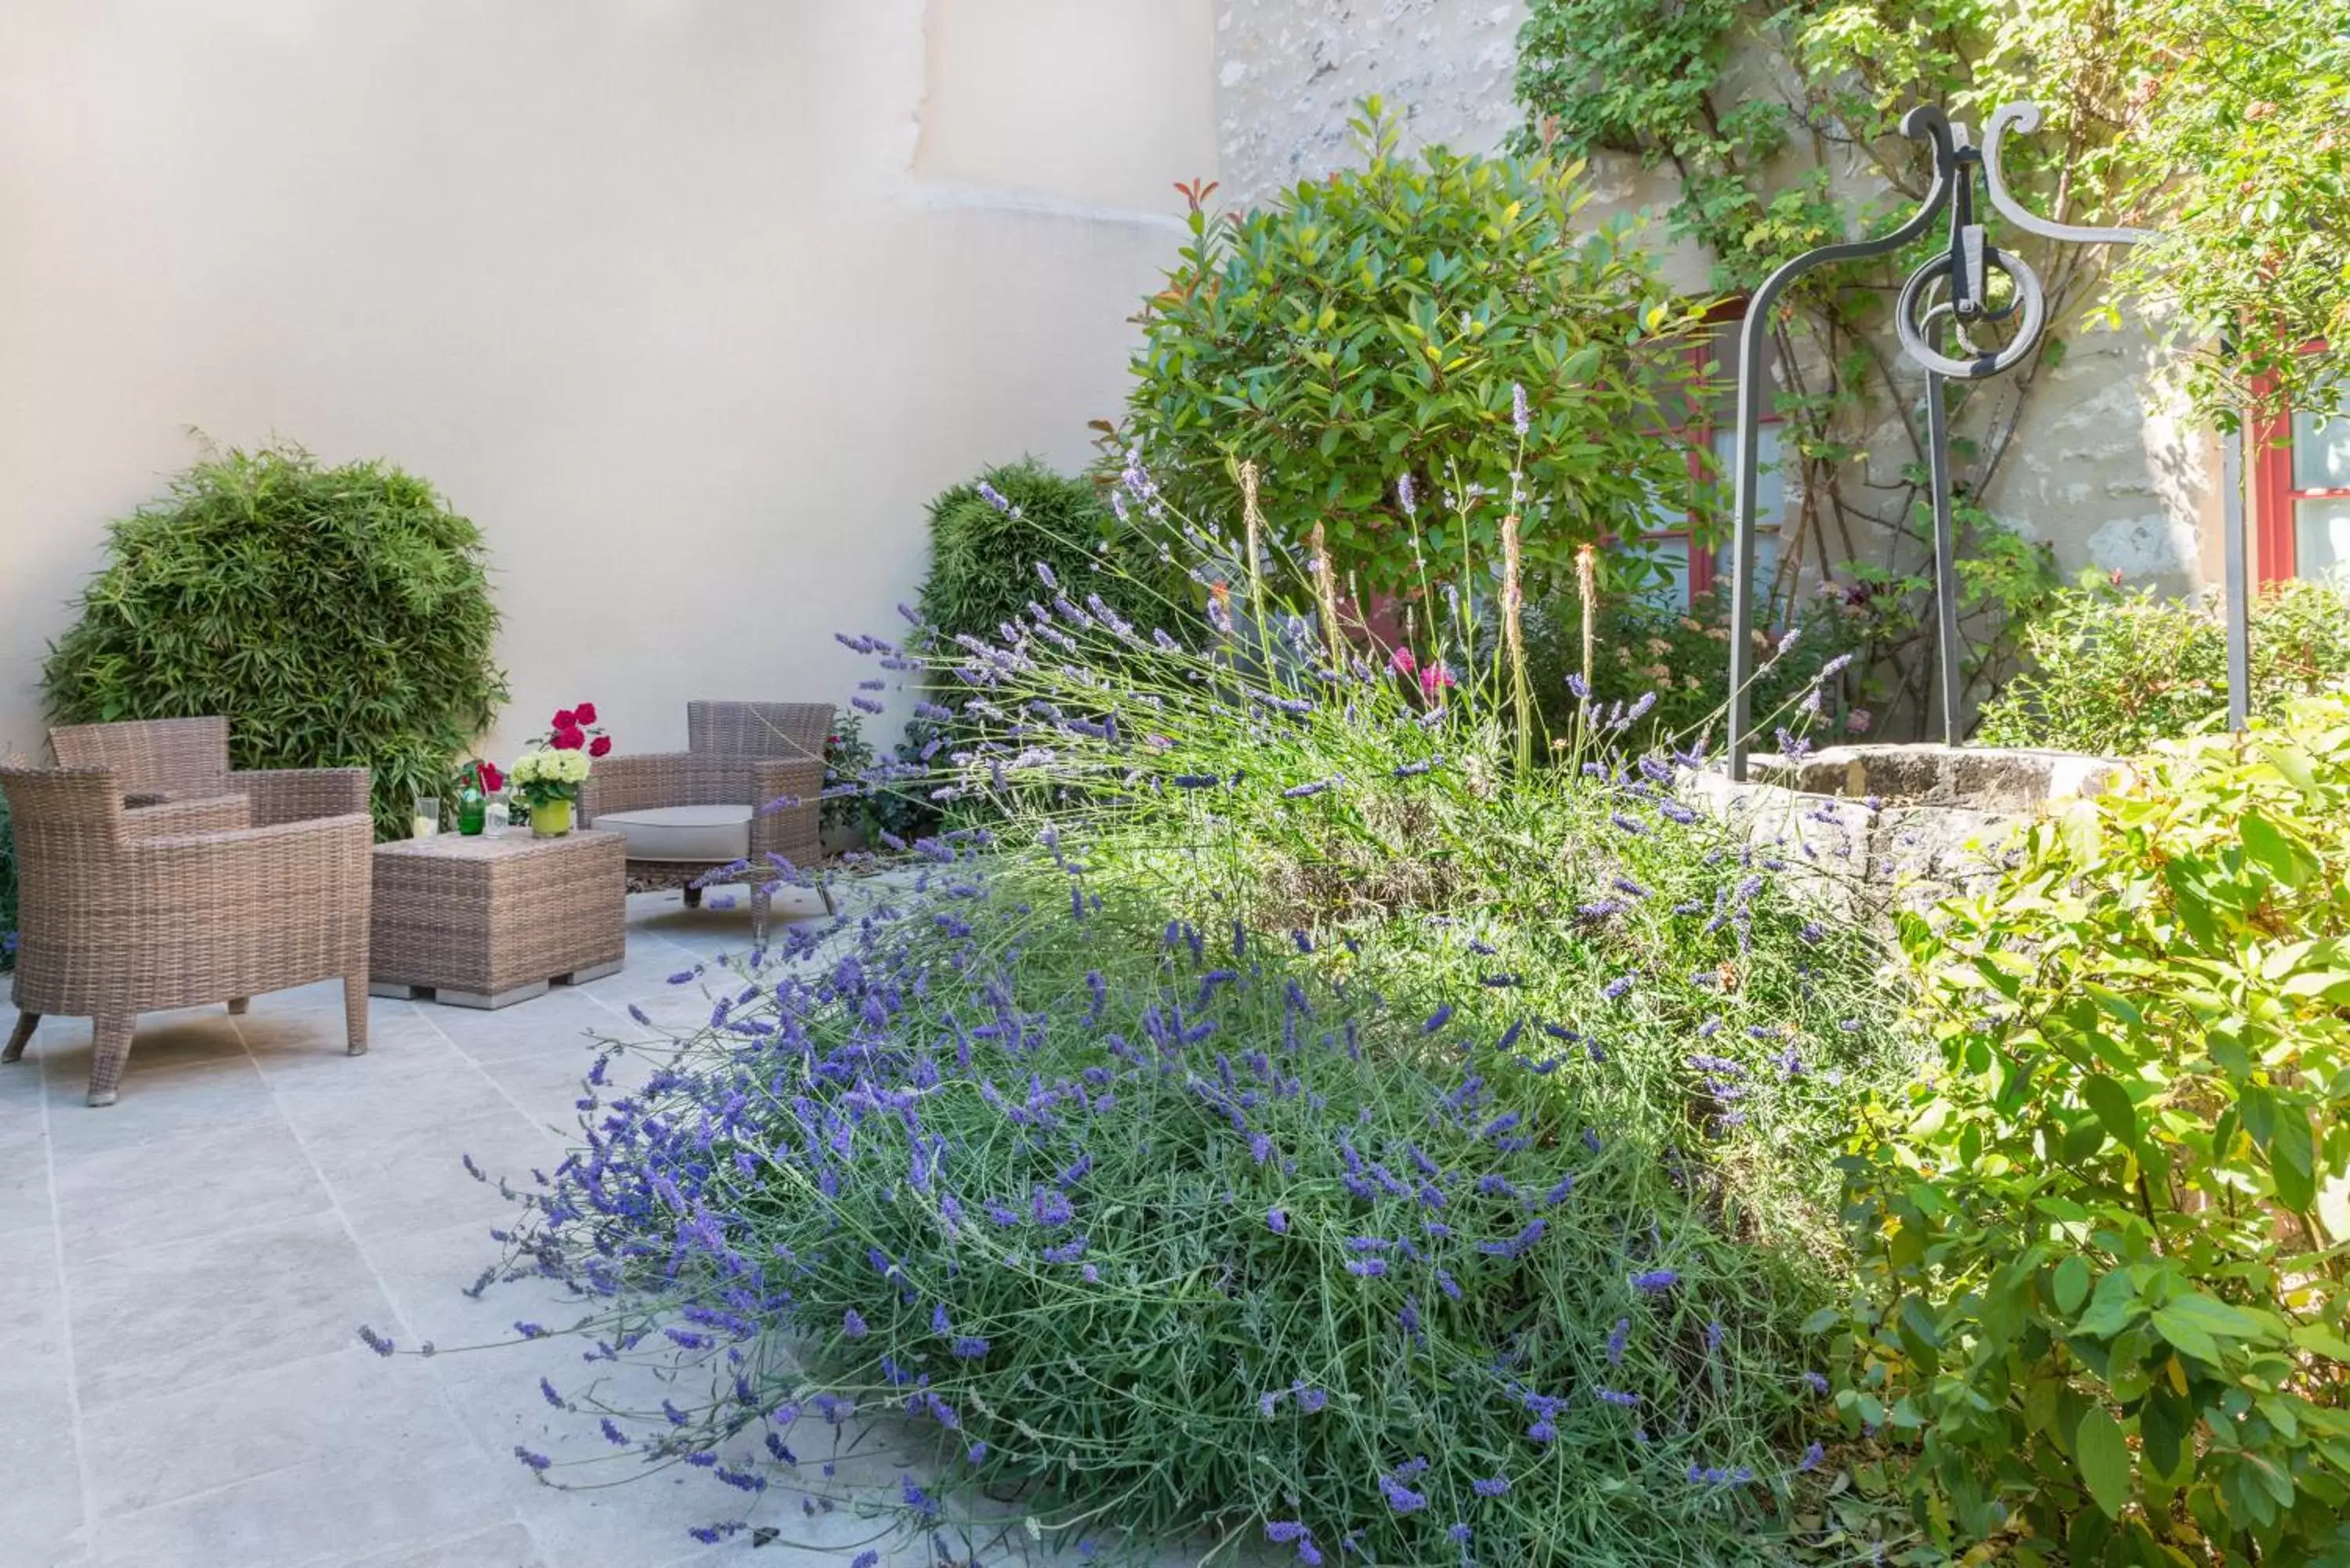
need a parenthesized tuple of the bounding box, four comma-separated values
(1634, 314, 1791, 612)
(2253, 347, 2349, 582)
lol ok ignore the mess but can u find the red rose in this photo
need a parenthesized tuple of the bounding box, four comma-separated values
(551, 709, 577, 730)
(588, 735, 612, 758)
(551, 727, 585, 751)
(479, 761, 504, 793)
(573, 702, 598, 725)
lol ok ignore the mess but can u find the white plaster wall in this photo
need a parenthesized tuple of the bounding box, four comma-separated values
(0, 0, 1215, 764)
(1210, 0, 2220, 596)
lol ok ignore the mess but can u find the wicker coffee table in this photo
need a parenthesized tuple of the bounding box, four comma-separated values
(369, 828, 625, 1009)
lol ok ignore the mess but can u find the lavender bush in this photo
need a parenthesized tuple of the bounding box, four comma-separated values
(425, 475, 1923, 1563)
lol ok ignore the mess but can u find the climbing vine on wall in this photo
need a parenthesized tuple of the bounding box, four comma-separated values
(1510, 0, 2117, 729)
(1512, 0, 2349, 734)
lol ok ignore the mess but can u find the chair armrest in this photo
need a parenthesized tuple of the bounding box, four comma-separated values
(131, 813, 374, 909)
(127, 795, 252, 840)
(749, 758, 826, 863)
(579, 753, 692, 822)
(234, 767, 371, 826)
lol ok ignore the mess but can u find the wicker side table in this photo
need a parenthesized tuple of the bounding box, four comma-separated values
(369, 829, 625, 1009)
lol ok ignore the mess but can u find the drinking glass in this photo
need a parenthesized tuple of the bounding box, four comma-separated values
(412, 794, 442, 839)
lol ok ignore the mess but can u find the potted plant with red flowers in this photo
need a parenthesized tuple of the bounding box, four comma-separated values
(507, 703, 612, 837)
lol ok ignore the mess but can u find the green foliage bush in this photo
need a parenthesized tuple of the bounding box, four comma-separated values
(1513, 584, 1874, 754)
(916, 459, 1163, 652)
(43, 443, 507, 840)
(1837, 697, 2350, 1563)
(1126, 99, 1705, 598)
(1977, 574, 2350, 757)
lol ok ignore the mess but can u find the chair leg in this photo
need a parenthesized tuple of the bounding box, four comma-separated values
(344, 974, 369, 1057)
(682, 883, 703, 910)
(226, 997, 250, 1016)
(750, 883, 772, 943)
(86, 1013, 134, 1107)
(818, 876, 836, 916)
(3, 1012, 37, 1064)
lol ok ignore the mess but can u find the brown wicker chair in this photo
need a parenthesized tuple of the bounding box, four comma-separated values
(1, 766, 373, 1106)
(49, 716, 371, 826)
(579, 701, 833, 937)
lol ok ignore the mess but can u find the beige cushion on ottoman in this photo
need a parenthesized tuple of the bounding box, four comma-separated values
(591, 804, 753, 862)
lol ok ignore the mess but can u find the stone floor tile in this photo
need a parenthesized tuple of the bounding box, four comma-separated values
(359, 1216, 591, 1352)
(0, 1222, 70, 1393)
(424, 990, 626, 1068)
(346, 1521, 548, 1568)
(78, 1342, 475, 1518)
(0, 1380, 89, 1567)
(269, 1046, 511, 1143)
(66, 1209, 393, 1412)
(306, 1107, 566, 1245)
(55, 1116, 332, 1266)
(39, 1054, 280, 1158)
(0, 1111, 56, 1238)
(237, 998, 441, 1086)
(89, 1443, 513, 1568)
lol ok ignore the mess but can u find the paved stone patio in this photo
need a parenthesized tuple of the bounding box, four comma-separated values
(2, 885, 1016, 1568)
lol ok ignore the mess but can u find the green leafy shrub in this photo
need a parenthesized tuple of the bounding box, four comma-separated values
(1126, 99, 1705, 598)
(916, 459, 1166, 651)
(1978, 574, 2350, 757)
(1513, 583, 1874, 754)
(43, 443, 507, 840)
(819, 706, 940, 848)
(1837, 696, 2350, 1563)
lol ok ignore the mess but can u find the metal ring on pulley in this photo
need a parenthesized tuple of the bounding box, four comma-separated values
(1894, 247, 2045, 379)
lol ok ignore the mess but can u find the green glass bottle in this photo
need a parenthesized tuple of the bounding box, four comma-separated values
(455, 779, 487, 836)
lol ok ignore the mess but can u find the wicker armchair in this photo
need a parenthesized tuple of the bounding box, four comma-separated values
(579, 701, 833, 936)
(1, 766, 373, 1106)
(49, 716, 371, 826)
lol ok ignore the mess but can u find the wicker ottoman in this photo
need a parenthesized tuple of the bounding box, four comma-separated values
(369, 829, 625, 1009)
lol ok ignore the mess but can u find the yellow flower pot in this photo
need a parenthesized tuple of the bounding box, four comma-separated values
(530, 798, 574, 838)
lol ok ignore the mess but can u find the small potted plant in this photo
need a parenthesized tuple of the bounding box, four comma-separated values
(508, 703, 611, 838)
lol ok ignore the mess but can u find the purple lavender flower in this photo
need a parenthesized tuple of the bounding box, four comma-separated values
(1511, 381, 1531, 437)
(1798, 1441, 1825, 1471)
(539, 1377, 564, 1409)
(1602, 974, 1635, 1003)
(1423, 1004, 1454, 1034)
(1473, 1476, 1510, 1498)
(512, 1445, 551, 1472)
(1267, 1207, 1289, 1234)
(850, 695, 884, 716)
(1378, 1474, 1429, 1513)
(1596, 1389, 1640, 1407)
(976, 480, 1012, 512)
(356, 1325, 394, 1357)
(1802, 1371, 1831, 1396)
(841, 1309, 868, 1339)
(1606, 1317, 1629, 1365)
(601, 1417, 628, 1446)
(952, 1336, 989, 1359)
(1630, 1268, 1679, 1292)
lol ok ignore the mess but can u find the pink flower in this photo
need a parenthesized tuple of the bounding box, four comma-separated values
(588, 735, 612, 758)
(1388, 646, 1419, 678)
(551, 709, 577, 730)
(1846, 708, 1872, 735)
(573, 702, 598, 725)
(1419, 662, 1455, 701)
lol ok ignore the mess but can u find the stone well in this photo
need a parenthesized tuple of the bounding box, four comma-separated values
(1688, 743, 2130, 928)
